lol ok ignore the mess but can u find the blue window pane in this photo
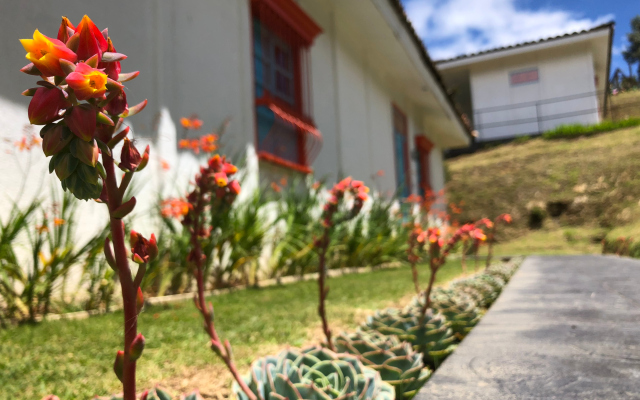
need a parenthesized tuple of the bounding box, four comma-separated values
(394, 131, 409, 197)
(256, 105, 300, 164)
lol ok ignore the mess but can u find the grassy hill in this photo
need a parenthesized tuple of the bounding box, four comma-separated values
(446, 124, 640, 254)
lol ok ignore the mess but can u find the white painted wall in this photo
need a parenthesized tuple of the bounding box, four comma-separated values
(469, 44, 599, 141)
(0, 0, 450, 227)
(304, 1, 446, 198)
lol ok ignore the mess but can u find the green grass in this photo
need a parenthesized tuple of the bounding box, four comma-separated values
(492, 226, 604, 256)
(542, 118, 640, 140)
(0, 261, 466, 399)
(446, 125, 640, 235)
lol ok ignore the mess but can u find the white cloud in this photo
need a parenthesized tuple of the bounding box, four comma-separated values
(404, 0, 614, 61)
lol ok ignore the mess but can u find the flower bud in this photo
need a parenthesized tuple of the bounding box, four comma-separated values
(113, 350, 124, 383)
(119, 138, 142, 171)
(41, 124, 72, 156)
(41, 396, 60, 400)
(130, 230, 157, 264)
(28, 87, 69, 125)
(75, 15, 107, 62)
(65, 105, 96, 141)
(105, 90, 128, 117)
(129, 333, 145, 361)
(57, 16, 75, 43)
(228, 180, 241, 196)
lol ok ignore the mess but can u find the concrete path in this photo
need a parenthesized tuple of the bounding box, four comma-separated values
(418, 255, 640, 399)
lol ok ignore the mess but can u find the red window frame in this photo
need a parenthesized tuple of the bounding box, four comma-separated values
(392, 104, 411, 196)
(250, 0, 322, 173)
(415, 135, 434, 196)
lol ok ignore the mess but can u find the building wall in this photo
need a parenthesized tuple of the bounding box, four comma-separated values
(470, 44, 599, 141)
(0, 0, 448, 225)
(302, 0, 446, 198)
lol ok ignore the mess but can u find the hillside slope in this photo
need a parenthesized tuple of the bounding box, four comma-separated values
(445, 125, 640, 236)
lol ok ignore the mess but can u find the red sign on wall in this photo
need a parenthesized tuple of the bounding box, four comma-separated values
(510, 68, 539, 85)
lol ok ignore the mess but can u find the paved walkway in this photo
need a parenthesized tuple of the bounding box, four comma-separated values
(418, 255, 640, 399)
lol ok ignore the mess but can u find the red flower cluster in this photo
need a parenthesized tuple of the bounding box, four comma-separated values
(19, 15, 147, 200)
(498, 213, 513, 224)
(179, 133, 218, 154)
(321, 177, 369, 228)
(182, 155, 240, 229)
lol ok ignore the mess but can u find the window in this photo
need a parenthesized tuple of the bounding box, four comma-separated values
(251, 0, 322, 173)
(415, 135, 433, 197)
(510, 68, 539, 86)
(393, 106, 411, 197)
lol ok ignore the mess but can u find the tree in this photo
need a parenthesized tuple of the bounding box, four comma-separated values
(622, 16, 640, 79)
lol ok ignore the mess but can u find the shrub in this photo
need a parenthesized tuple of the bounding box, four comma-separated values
(542, 118, 640, 140)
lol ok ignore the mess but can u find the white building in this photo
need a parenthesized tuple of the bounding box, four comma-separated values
(0, 0, 471, 224)
(436, 23, 614, 142)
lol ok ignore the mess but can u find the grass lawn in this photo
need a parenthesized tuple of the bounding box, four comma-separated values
(492, 226, 603, 256)
(610, 90, 640, 121)
(0, 261, 468, 400)
(445, 125, 640, 236)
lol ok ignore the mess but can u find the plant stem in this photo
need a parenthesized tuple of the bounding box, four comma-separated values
(461, 241, 467, 275)
(191, 191, 257, 400)
(420, 257, 439, 324)
(317, 227, 334, 351)
(410, 260, 420, 294)
(485, 227, 495, 270)
(103, 153, 137, 400)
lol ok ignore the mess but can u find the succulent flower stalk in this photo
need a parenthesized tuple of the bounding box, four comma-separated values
(20, 15, 149, 400)
(316, 177, 369, 350)
(175, 153, 254, 400)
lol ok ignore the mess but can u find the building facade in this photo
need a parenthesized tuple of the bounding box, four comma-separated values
(437, 23, 613, 142)
(0, 0, 470, 228)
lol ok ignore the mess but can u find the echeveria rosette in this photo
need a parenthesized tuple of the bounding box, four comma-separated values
(334, 331, 432, 400)
(19, 15, 146, 201)
(409, 289, 482, 339)
(233, 347, 394, 400)
(362, 308, 457, 369)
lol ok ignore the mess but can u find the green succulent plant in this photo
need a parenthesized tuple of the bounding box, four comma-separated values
(485, 263, 518, 282)
(450, 277, 497, 308)
(409, 289, 481, 339)
(233, 346, 395, 400)
(361, 308, 456, 369)
(334, 330, 431, 400)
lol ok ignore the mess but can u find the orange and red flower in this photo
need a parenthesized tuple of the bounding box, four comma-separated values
(180, 117, 203, 130)
(65, 62, 108, 100)
(160, 198, 192, 219)
(20, 29, 77, 77)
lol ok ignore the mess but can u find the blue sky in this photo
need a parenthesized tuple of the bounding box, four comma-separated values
(402, 0, 637, 77)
